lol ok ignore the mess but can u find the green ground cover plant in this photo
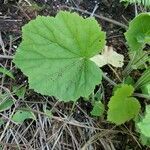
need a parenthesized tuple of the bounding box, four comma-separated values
(0, 9, 149, 147)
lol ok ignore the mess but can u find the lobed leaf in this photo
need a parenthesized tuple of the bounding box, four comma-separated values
(14, 11, 106, 101)
(107, 84, 141, 125)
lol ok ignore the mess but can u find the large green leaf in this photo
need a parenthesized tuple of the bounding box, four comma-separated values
(13, 11, 106, 101)
(125, 13, 150, 51)
(107, 84, 141, 125)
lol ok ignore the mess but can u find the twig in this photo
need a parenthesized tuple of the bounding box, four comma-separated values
(102, 73, 117, 86)
(0, 32, 6, 55)
(60, 5, 128, 29)
(0, 19, 22, 22)
(0, 141, 29, 148)
(0, 55, 14, 59)
(0, 106, 17, 141)
(133, 93, 150, 100)
(18, 107, 105, 131)
(0, 113, 18, 125)
(90, 4, 99, 17)
(108, 64, 122, 82)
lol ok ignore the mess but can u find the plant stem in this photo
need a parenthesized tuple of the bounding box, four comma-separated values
(102, 73, 117, 86)
(133, 93, 150, 100)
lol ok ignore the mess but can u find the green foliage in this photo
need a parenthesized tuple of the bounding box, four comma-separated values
(125, 13, 150, 51)
(0, 94, 14, 112)
(107, 84, 141, 125)
(120, 0, 150, 8)
(12, 109, 36, 124)
(13, 86, 26, 99)
(124, 76, 135, 85)
(134, 67, 150, 89)
(141, 84, 150, 95)
(12, 11, 149, 148)
(0, 67, 14, 79)
(123, 50, 150, 77)
(137, 105, 150, 138)
(129, 51, 150, 70)
(14, 11, 106, 101)
(135, 115, 150, 146)
(140, 134, 150, 146)
(90, 100, 104, 117)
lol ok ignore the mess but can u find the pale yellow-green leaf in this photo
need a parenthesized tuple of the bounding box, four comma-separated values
(90, 46, 124, 68)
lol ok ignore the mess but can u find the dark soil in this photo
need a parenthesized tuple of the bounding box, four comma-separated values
(0, 0, 147, 150)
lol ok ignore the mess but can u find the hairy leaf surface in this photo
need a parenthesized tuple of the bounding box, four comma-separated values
(14, 11, 106, 101)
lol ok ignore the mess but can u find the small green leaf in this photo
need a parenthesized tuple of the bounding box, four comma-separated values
(137, 105, 150, 138)
(107, 84, 141, 125)
(12, 109, 36, 124)
(0, 67, 14, 79)
(141, 84, 150, 95)
(13, 86, 26, 99)
(90, 101, 104, 117)
(140, 134, 150, 146)
(124, 76, 134, 85)
(13, 11, 106, 101)
(0, 95, 14, 112)
(125, 13, 150, 51)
